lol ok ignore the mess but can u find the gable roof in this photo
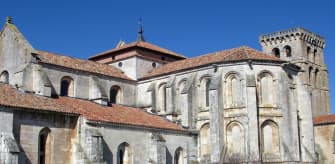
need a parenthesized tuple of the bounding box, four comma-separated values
(313, 114, 335, 125)
(141, 46, 284, 79)
(0, 83, 184, 131)
(35, 50, 133, 81)
(88, 41, 186, 60)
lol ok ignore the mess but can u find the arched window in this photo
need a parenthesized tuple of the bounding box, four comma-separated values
(174, 147, 185, 164)
(200, 123, 210, 158)
(0, 71, 9, 83)
(258, 73, 274, 105)
(157, 83, 167, 113)
(284, 45, 292, 57)
(39, 128, 52, 164)
(117, 142, 133, 164)
(272, 48, 280, 58)
(110, 85, 122, 104)
(261, 120, 280, 154)
(225, 74, 241, 107)
(226, 122, 244, 155)
(60, 76, 74, 97)
(200, 77, 211, 109)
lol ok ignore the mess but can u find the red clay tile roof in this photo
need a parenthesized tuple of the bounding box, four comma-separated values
(88, 41, 186, 60)
(313, 114, 335, 125)
(0, 83, 184, 131)
(35, 50, 133, 81)
(141, 46, 284, 79)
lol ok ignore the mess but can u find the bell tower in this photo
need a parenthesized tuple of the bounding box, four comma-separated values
(259, 27, 330, 116)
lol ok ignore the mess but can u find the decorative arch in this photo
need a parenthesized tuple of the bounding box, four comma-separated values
(200, 123, 211, 158)
(117, 142, 133, 164)
(224, 72, 242, 107)
(39, 127, 52, 164)
(261, 120, 280, 154)
(0, 71, 9, 83)
(199, 76, 211, 108)
(257, 71, 275, 106)
(272, 48, 280, 58)
(60, 76, 74, 97)
(174, 147, 185, 164)
(283, 45, 292, 57)
(110, 85, 122, 104)
(157, 83, 167, 113)
(226, 121, 245, 155)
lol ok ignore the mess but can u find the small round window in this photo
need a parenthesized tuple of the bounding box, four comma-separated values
(118, 62, 123, 67)
(152, 62, 156, 68)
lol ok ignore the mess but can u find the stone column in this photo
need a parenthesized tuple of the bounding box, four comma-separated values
(278, 72, 300, 161)
(246, 74, 260, 162)
(209, 74, 222, 163)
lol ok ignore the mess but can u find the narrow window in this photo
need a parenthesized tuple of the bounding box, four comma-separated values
(110, 85, 122, 104)
(205, 79, 211, 107)
(117, 142, 133, 164)
(284, 45, 292, 57)
(272, 48, 280, 58)
(60, 76, 74, 97)
(313, 49, 318, 64)
(0, 71, 9, 83)
(39, 128, 51, 164)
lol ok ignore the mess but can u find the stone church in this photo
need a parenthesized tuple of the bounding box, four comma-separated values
(0, 17, 334, 164)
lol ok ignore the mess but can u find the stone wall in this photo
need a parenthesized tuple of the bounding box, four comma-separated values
(12, 110, 78, 164)
(314, 124, 335, 164)
(81, 121, 197, 164)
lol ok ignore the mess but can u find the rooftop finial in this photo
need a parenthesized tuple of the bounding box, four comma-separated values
(137, 18, 145, 42)
(6, 16, 13, 24)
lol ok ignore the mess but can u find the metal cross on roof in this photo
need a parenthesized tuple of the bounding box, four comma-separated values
(137, 18, 145, 42)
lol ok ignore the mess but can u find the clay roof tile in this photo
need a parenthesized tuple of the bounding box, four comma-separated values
(0, 83, 184, 131)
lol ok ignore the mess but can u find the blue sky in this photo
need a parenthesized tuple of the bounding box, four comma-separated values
(1, 0, 334, 112)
